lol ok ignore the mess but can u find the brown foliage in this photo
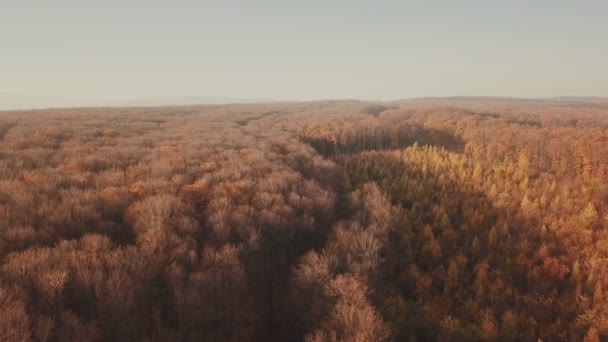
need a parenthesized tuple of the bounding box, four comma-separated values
(1, 99, 608, 340)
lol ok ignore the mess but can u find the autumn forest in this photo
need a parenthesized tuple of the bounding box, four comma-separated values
(2, 98, 608, 341)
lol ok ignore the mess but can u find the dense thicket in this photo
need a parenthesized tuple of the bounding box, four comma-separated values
(1, 99, 608, 341)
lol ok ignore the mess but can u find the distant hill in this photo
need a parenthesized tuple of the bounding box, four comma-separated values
(393, 96, 608, 108)
(117, 95, 275, 107)
(401, 96, 608, 104)
(0, 93, 274, 110)
(546, 96, 608, 103)
(2, 93, 607, 111)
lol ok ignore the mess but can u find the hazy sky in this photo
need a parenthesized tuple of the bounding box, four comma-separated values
(2, 0, 607, 106)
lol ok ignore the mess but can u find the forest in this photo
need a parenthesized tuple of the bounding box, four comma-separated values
(1, 98, 608, 341)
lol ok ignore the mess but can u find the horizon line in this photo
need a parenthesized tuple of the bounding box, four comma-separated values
(1, 95, 608, 112)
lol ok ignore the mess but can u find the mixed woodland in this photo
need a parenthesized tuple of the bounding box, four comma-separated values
(1, 98, 608, 341)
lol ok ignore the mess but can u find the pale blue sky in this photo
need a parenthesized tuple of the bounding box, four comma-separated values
(1, 1, 607, 106)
